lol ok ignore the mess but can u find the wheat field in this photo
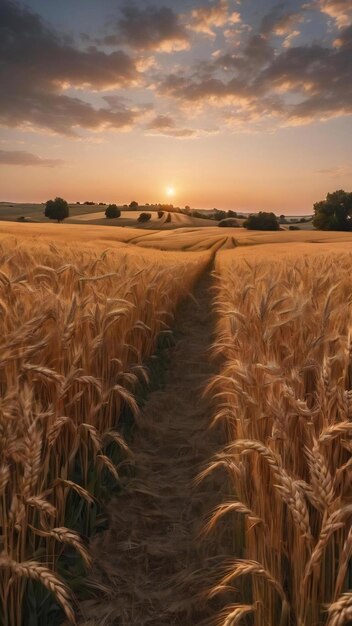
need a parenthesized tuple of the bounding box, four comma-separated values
(0, 228, 351, 626)
(2, 221, 352, 253)
(202, 249, 352, 626)
(0, 235, 209, 625)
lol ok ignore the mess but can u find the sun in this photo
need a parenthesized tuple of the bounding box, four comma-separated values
(166, 186, 176, 198)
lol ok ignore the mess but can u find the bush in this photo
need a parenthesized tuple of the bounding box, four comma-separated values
(244, 212, 280, 231)
(218, 218, 240, 228)
(289, 225, 301, 230)
(105, 204, 121, 219)
(83, 201, 95, 205)
(227, 210, 238, 218)
(138, 212, 152, 223)
(44, 197, 69, 223)
(158, 211, 164, 219)
(129, 200, 139, 209)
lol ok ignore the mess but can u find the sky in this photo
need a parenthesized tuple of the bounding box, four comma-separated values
(0, 0, 351, 213)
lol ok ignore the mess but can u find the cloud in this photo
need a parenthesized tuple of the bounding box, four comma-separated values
(146, 115, 197, 137)
(110, 4, 189, 52)
(1, 0, 351, 140)
(283, 30, 301, 48)
(0, 0, 140, 135)
(189, 0, 241, 37)
(159, 22, 352, 126)
(318, 0, 352, 28)
(260, 4, 304, 37)
(147, 115, 176, 130)
(334, 24, 352, 46)
(0, 150, 64, 167)
(260, 28, 352, 121)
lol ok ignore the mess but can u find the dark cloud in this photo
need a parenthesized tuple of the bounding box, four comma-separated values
(0, 0, 139, 135)
(0, 150, 64, 167)
(334, 24, 352, 46)
(109, 4, 189, 51)
(260, 3, 304, 37)
(260, 28, 352, 121)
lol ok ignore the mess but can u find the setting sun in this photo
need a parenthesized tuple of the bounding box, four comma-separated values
(166, 186, 176, 198)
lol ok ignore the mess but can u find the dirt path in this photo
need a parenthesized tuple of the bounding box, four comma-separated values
(79, 268, 227, 626)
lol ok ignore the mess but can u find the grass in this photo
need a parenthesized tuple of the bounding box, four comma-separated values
(202, 249, 352, 626)
(0, 235, 209, 625)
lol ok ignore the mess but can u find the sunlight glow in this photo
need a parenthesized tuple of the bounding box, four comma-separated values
(166, 186, 176, 198)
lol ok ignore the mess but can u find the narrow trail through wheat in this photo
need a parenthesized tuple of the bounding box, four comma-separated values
(79, 267, 225, 626)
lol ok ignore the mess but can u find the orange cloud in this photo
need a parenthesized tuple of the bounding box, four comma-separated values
(319, 0, 352, 28)
(189, 0, 241, 37)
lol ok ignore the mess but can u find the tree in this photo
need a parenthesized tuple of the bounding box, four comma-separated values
(313, 190, 352, 231)
(105, 204, 121, 219)
(138, 212, 152, 223)
(244, 212, 280, 231)
(214, 209, 228, 221)
(227, 210, 238, 218)
(129, 200, 139, 209)
(44, 197, 69, 223)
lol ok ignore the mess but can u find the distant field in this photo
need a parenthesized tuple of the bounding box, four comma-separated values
(70, 209, 216, 229)
(0, 202, 110, 221)
(0, 202, 217, 229)
(1, 220, 352, 252)
(0, 203, 314, 230)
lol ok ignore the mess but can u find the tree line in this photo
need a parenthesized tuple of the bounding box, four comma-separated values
(43, 190, 352, 231)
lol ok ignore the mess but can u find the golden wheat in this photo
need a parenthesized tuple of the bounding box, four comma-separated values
(204, 250, 352, 626)
(0, 235, 209, 625)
